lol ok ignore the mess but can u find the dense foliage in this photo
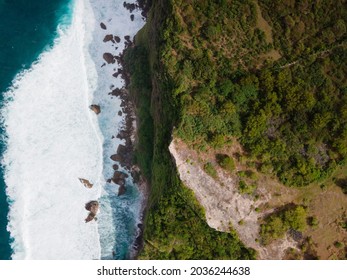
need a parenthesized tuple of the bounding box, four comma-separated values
(260, 205, 307, 245)
(125, 15, 255, 259)
(155, 0, 347, 186)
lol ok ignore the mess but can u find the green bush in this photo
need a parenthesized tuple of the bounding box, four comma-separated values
(260, 205, 307, 245)
(204, 162, 218, 178)
(238, 180, 256, 195)
(216, 154, 235, 172)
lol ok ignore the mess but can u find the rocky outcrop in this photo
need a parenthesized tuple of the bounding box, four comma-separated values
(118, 185, 126, 196)
(89, 104, 101, 114)
(169, 138, 297, 259)
(103, 34, 115, 43)
(103, 53, 115, 64)
(85, 201, 99, 223)
(78, 178, 93, 188)
(112, 171, 128, 184)
(113, 164, 119, 170)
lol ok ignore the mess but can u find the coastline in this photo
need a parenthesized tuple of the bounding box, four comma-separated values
(110, 35, 149, 259)
(89, 1, 148, 259)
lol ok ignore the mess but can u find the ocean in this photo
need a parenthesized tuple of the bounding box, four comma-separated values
(0, 0, 145, 259)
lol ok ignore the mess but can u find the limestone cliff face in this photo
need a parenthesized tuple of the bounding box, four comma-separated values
(169, 138, 297, 260)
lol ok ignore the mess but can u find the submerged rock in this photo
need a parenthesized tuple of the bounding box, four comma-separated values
(78, 178, 93, 188)
(89, 104, 101, 114)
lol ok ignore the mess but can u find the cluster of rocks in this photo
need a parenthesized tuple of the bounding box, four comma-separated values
(123, 0, 150, 19)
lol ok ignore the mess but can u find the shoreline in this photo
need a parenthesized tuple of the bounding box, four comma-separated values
(102, 1, 150, 259)
(111, 45, 149, 259)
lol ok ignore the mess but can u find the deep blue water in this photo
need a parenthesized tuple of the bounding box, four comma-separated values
(0, 0, 72, 260)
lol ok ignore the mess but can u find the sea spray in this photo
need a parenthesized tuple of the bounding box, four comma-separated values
(87, 0, 145, 259)
(1, 0, 103, 259)
(1, 0, 146, 259)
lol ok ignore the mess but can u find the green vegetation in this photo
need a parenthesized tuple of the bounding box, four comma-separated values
(216, 154, 235, 173)
(126, 0, 347, 259)
(203, 162, 217, 178)
(125, 0, 255, 259)
(308, 216, 319, 228)
(260, 205, 307, 245)
(149, 0, 347, 187)
(238, 180, 256, 195)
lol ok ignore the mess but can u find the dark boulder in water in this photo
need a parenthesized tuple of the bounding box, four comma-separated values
(78, 178, 93, 188)
(103, 34, 115, 43)
(114, 36, 121, 43)
(118, 185, 126, 196)
(89, 104, 101, 114)
(103, 53, 115, 64)
(85, 201, 99, 223)
(100, 22, 107, 30)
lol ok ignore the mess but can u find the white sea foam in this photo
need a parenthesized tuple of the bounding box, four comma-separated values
(1, 0, 104, 259)
(87, 0, 145, 259)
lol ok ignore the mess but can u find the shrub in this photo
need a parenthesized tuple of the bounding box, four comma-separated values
(260, 205, 307, 244)
(216, 154, 235, 172)
(204, 162, 217, 178)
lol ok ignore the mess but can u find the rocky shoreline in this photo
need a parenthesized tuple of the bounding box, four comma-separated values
(101, 1, 149, 259)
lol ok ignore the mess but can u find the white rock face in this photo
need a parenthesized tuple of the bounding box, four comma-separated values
(169, 138, 297, 259)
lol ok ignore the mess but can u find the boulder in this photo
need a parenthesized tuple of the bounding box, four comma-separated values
(118, 185, 126, 196)
(110, 154, 122, 162)
(112, 171, 128, 185)
(100, 22, 107, 30)
(114, 36, 121, 43)
(85, 201, 99, 223)
(78, 178, 93, 188)
(103, 34, 115, 43)
(113, 164, 119, 170)
(89, 105, 101, 114)
(103, 53, 115, 64)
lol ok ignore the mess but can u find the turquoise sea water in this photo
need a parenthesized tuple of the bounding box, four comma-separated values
(0, 0, 72, 260)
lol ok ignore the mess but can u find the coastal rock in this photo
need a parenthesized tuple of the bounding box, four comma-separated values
(85, 201, 99, 223)
(123, 2, 136, 13)
(112, 68, 123, 78)
(103, 53, 115, 64)
(113, 164, 119, 170)
(78, 178, 93, 188)
(114, 36, 121, 43)
(110, 154, 122, 162)
(89, 104, 101, 114)
(103, 34, 115, 43)
(117, 144, 128, 157)
(118, 185, 126, 196)
(112, 171, 128, 185)
(117, 130, 128, 140)
(130, 14, 135, 21)
(100, 22, 107, 30)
